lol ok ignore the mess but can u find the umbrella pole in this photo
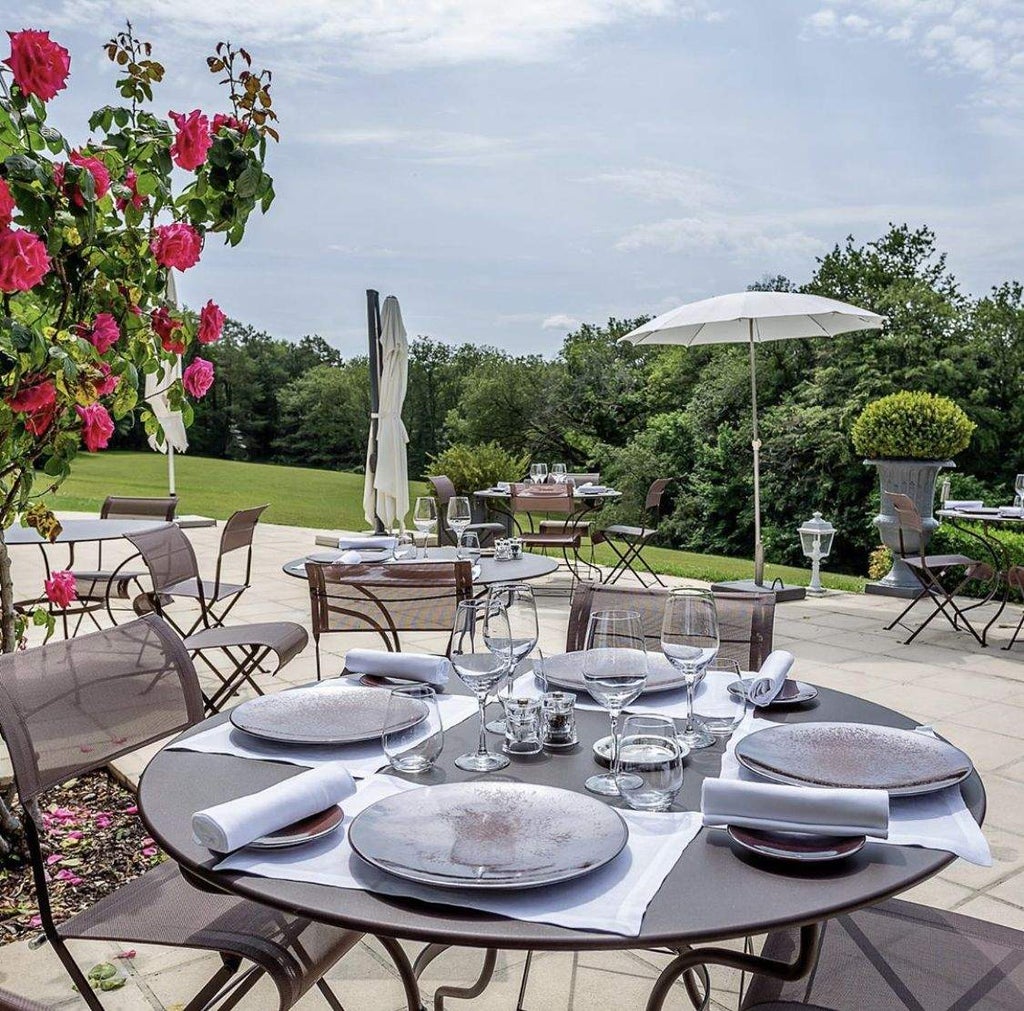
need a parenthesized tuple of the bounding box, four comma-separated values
(366, 289, 385, 534)
(167, 443, 176, 498)
(749, 320, 764, 585)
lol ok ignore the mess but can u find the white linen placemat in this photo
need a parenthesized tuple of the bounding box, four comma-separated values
(167, 682, 478, 778)
(216, 775, 702, 936)
(719, 716, 991, 865)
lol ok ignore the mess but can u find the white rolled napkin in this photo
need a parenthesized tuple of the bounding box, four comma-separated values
(192, 764, 355, 853)
(701, 778, 889, 838)
(309, 550, 362, 565)
(344, 648, 452, 687)
(945, 500, 983, 510)
(998, 506, 1023, 518)
(337, 535, 397, 551)
(745, 650, 795, 707)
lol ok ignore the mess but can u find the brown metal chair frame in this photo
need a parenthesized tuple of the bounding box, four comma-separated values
(0, 616, 371, 1011)
(592, 478, 673, 588)
(884, 492, 992, 645)
(508, 483, 600, 587)
(305, 558, 474, 679)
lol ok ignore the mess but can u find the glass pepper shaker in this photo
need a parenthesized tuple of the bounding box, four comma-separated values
(541, 691, 578, 749)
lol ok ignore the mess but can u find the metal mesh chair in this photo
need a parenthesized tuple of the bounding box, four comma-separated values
(0, 616, 366, 1011)
(427, 475, 505, 546)
(0, 988, 49, 1011)
(591, 478, 673, 587)
(124, 505, 267, 635)
(305, 559, 474, 678)
(1004, 566, 1024, 651)
(884, 492, 993, 645)
(567, 582, 776, 669)
(741, 898, 1024, 1010)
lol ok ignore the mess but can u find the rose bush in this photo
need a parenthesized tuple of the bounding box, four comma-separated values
(0, 24, 279, 652)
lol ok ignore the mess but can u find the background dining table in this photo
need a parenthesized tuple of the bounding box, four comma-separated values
(139, 676, 985, 1011)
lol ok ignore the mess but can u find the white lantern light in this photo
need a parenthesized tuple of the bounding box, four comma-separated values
(798, 512, 836, 596)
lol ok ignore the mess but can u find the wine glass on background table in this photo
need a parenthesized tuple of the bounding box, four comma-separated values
(447, 496, 472, 555)
(484, 583, 539, 734)
(413, 496, 437, 558)
(530, 463, 548, 484)
(450, 598, 513, 772)
(552, 463, 567, 484)
(582, 609, 648, 796)
(661, 588, 719, 749)
(1015, 474, 1024, 510)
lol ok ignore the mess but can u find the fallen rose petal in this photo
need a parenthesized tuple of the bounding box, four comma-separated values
(141, 846, 157, 857)
(46, 853, 64, 865)
(115, 950, 136, 960)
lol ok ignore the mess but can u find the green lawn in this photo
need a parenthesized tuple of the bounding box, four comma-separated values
(44, 452, 865, 592)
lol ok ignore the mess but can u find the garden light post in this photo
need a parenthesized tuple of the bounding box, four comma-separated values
(799, 512, 835, 596)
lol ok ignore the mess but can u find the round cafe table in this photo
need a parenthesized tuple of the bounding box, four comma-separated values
(281, 546, 559, 585)
(139, 681, 985, 1010)
(4, 517, 169, 567)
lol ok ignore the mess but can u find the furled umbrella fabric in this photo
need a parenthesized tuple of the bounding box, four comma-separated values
(363, 295, 410, 530)
(621, 291, 884, 586)
(145, 269, 188, 455)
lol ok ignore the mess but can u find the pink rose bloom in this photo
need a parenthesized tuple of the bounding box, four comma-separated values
(76, 403, 114, 452)
(151, 306, 185, 354)
(93, 362, 119, 397)
(115, 168, 145, 212)
(197, 299, 225, 343)
(69, 150, 110, 202)
(183, 357, 214, 398)
(87, 312, 119, 354)
(0, 227, 50, 291)
(4, 30, 70, 102)
(212, 112, 247, 135)
(0, 179, 15, 228)
(150, 222, 202, 271)
(44, 570, 77, 609)
(169, 109, 212, 170)
(7, 375, 56, 436)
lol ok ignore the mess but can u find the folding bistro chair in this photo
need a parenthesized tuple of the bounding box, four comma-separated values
(1004, 566, 1024, 651)
(427, 475, 506, 547)
(0, 989, 48, 1011)
(884, 492, 993, 645)
(509, 482, 598, 585)
(305, 558, 474, 679)
(0, 616, 399, 1011)
(741, 898, 1024, 1010)
(567, 582, 775, 668)
(123, 504, 267, 636)
(591, 478, 673, 587)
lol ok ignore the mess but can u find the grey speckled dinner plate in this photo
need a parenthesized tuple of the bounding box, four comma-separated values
(541, 650, 691, 696)
(348, 782, 629, 889)
(230, 685, 426, 745)
(735, 722, 973, 796)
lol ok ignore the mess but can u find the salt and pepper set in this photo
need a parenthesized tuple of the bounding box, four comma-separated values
(503, 690, 578, 755)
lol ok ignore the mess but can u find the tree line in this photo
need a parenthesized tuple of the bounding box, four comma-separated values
(115, 224, 1024, 576)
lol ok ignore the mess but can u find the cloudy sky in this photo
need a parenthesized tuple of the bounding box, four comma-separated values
(28, 0, 1024, 356)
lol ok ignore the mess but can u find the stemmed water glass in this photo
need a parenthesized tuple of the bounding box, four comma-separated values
(551, 463, 567, 484)
(447, 495, 472, 555)
(484, 583, 539, 734)
(582, 609, 648, 796)
(661, 588, 719, 749)
(1014, 474, 1024, 510)
(413, 496, 437, 558)
(529, 463, 548, 484)
(450, 598, 513, 772)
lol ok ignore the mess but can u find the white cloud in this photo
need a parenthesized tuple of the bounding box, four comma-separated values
(41, 0, 724, 71)
(584, 167, 728, 210)
(307, 128, 525, 165)
(541, 313, 583, 330)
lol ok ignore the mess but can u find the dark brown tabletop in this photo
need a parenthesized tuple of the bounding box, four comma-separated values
(139, 684, 985, 952)
(4, 518, 168, 545)
(281, 547, 559, 585)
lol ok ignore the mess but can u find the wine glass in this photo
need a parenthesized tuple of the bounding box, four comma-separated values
(1014, 474, 1024, 510)
(447, 496, 472, 554)
(661, 588, 719, 749)
(582, 609, 648, 796)
(413, 496, 437, 558)
(450, 598, 512, 772)
(484, 583, 538, 734)
(551, 463, 567, 484)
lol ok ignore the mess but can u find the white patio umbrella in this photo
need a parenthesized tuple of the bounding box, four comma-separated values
(145, 270, 189, 495)
(362, 295, 410, 530)
(621, 291, 884, 593)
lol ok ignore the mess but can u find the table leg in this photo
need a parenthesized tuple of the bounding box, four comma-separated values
(949, 518, 1007, 646)
(644, 922, 822, 1011)
(411, 943, 499, 1011)
(377, 935, 428, 1011)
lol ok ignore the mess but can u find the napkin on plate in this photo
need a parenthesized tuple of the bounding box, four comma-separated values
(945, 500, 984, 510)
(998, 506, 1023, 518)
(701, 778, 889, 838)
(344, 648, 452, 687)
(337, 535, 397, 551)
(745, 650, 795, 707)
(309, 550, 362, 565)
(192, 764, 356, 853)
(576, 482, 609, 494)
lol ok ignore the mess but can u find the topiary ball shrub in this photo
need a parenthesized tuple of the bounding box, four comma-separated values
(851, 391, 976, 461)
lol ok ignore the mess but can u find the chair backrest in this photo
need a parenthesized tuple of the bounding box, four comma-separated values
(305, 559, 474, 651)
(645, 478, 673, 512)
(510, 482, 575, 516)
(566, 582, 776, 669)
(101, 495, 178, 521)
(886, 491, 924, 557)
(219, 504, 268, 556)
(427, 475, 456, 508)
(124, 522, 200, 595)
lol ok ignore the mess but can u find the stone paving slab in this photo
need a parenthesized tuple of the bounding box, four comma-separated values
(2, 513, 1024, 1008)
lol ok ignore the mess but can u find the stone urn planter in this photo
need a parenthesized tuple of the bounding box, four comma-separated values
(864, 458, 953, 598)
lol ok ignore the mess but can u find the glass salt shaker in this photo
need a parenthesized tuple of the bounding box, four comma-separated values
(502, 697, 543, 756)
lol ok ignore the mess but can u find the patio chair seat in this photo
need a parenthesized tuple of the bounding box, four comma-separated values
(468, 521, 506, 536)
(740, 897, 1024, 1010)
(593, 523, 651, 542)
(72, 568, 146, 600)
(60, 860, 361, 1008)
(518, 531, 581, 549)
(906, 553, 990, 574)
(538, 519, 592, 535)
(165, 576, 247, 603)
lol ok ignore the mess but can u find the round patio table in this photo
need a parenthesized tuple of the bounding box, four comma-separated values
(280, 547, 559, 585)
(139, 682, 985, 1010)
